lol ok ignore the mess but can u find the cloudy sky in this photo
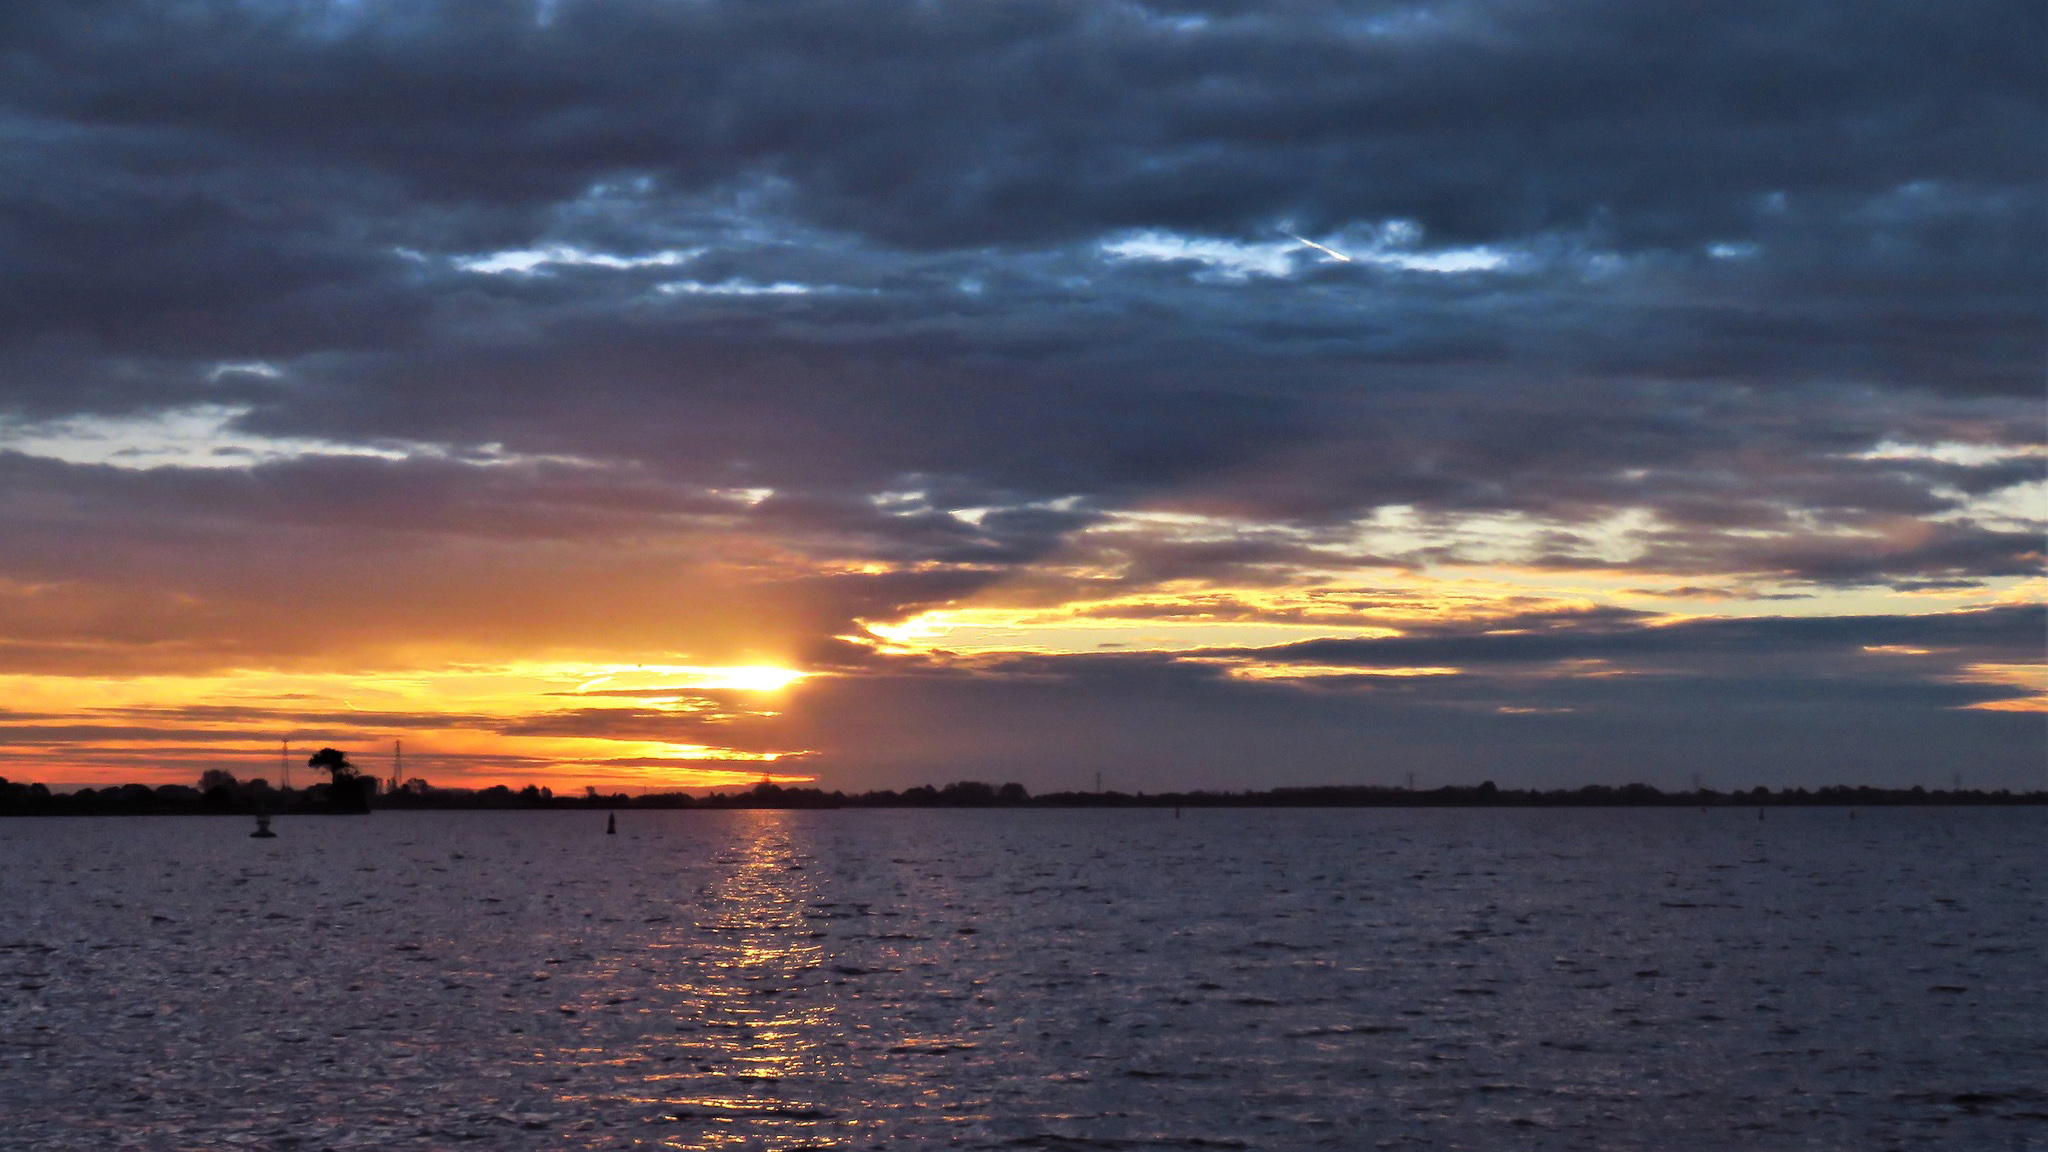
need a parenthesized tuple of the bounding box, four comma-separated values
(1, 0, 2041, 793)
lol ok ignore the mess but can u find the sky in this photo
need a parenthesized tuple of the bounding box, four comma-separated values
(0, 0, 2041, 794)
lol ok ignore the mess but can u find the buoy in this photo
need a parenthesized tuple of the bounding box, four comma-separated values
(250, 813, 276, 839)
(606, 812, 616, 835)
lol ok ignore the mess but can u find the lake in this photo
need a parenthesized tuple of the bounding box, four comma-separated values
(1, 807, 2041, 1149)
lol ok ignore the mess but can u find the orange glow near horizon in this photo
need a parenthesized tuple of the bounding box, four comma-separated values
(6, 540, 2040, 790)
(856, 564, 2041, 660)
(573, 664, 814, 693)
(1220, 662, 1463, 681)
(0, 661, 818, 792)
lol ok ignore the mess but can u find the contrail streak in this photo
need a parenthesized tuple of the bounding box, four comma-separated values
(1283, 231, 1354, 262)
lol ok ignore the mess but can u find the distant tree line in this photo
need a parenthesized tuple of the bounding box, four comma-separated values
(0, 772, 2040, 816)
(1023, 781, 2048, 809)
(0, 746, 382, 817)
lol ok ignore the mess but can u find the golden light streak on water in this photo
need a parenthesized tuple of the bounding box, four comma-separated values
(640, 811, 845, 1148)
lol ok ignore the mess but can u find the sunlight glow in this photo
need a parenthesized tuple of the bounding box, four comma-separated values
(0, 659, 817, 790)
(1937, 478, 2047, 532)
(575, 664, 811, 693)
(1853, 440, 2048, 466)
(1954, 663, 2048, 712)
(1223, 662, 1463, 681)
(861, 608, 1403, 655)
(856, 561, 2036, 660)
(650, 742, 791, 762)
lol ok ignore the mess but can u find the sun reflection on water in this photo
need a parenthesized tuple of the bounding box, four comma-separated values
(531, 813, 955, 1147)
(645, 811, 845, 1148)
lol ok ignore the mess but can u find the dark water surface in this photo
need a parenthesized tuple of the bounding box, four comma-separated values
(1, 807, 2041, 1150)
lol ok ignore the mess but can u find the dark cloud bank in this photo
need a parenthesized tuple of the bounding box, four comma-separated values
(0, 0, 2040, 787)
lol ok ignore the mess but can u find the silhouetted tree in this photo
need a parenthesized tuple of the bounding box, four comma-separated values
(154, 784, 199, 805)
(308, 747, 372, 813)
(198, 768, 240, 793)
(939, 781, 996, 806)
(309, 747, 353, 780)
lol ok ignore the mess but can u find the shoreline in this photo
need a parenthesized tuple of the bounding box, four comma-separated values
(3, 778, 2042, 816)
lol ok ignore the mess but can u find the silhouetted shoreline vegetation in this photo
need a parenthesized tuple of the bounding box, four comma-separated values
(0, 773, 2041, 817)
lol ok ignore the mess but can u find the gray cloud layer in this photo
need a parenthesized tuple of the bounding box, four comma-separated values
(0, 0, 2039, 784)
